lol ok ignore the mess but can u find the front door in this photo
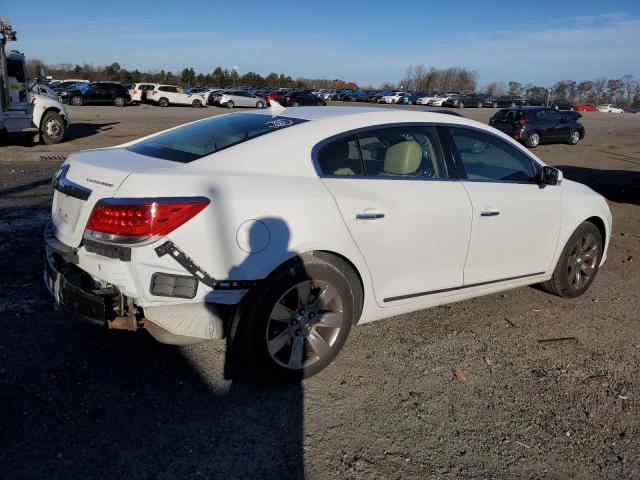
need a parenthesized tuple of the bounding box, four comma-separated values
(318, 125, 473, 305)
(446, 126, 562, 285)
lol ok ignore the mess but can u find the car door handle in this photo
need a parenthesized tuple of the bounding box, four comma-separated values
(355, 212, 385, 220)
(480, 210, 500, 217)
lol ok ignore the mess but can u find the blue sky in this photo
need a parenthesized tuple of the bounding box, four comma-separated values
(4, 0, 640, 86)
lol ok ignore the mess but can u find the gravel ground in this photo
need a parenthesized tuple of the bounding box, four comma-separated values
(1, 102, 639, 479)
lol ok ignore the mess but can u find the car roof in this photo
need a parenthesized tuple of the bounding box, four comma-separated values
(241, 105, 471, 122)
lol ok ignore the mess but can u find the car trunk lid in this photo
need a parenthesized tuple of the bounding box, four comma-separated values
(51, 148, 176, 247)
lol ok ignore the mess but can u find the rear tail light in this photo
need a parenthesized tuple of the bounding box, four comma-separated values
(519, 119, 529, 126)
(84, 197, 210, 245)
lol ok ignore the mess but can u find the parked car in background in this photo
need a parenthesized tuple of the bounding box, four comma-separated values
(443, 93, 486, 108)
(381, 91, 409, 104)
(427, 93, 459, 106)
(575, 104, 598, 112)
(129, 83, 157, 104)
(396, 92, 426, 105)
(597, 104, 624, 113)
(280, 90, 326, 106)
(626, 106, 640, 114)
(345, 90, 372, 102)
(147, 85, 206, 107)
(550, 99, 574, 111)
(489, 106, 584, 148)
(219, 90, 267, 109)
(483, 95, 525, 108)
(45, 107, 610, 381)
(61, 82, 131, 107)
(524, 97, 546, 106)
(368, 90, 394, 103)
(416, 93, 441, 105)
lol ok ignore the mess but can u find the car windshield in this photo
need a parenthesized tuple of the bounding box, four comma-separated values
(127, 113, 308, 163)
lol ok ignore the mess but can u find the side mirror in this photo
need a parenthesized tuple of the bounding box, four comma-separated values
(542, 166, 563, 185)
(36, 66, 45, 84)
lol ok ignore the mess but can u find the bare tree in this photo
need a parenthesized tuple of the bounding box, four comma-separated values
(622, 74, 635, 106)
(592, 77, 607, 103)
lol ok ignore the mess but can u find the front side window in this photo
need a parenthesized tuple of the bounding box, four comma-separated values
(449, 127, 536, 183)
(127, 113, 308, 163)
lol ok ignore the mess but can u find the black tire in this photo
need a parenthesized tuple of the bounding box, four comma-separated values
(234, 255, 357, 382)
(70, 95, 84, 106)
(114, 96, 126, 107)
(40, 111, 65, 145)
(317, 101, 325, 106)
(458, 101, 464, 108)
(256, 100, 264, 109)
(492, 102, 498, 108)
(540, 222, 603, 298)
(226, 100, 234, 109)
(525, 131, 541, 148)
(158, 98, 169, 107)
(192, 99, 203, 108)
(567, 129, 580, 145)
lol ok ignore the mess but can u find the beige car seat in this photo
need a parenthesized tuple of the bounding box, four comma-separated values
(381, 140, 422, 176)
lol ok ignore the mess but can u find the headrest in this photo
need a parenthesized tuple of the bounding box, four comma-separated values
(383, 141, 421, 175)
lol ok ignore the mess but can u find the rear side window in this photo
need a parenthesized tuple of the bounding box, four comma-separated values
(317, 135, 363, 176)
(449, 127, 536, 183)
(127, 114, 308, 162)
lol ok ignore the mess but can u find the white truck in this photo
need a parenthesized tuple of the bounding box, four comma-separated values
(0, 17, 68, 144)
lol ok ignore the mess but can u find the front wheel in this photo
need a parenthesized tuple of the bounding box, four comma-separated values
(256, 100, 264, 109)
(292, 101, 299, 107)
(234, 255, 356, 382)
(70, 95, 84, 106)
(158, 98, 169, 107)
(540, 222, 603, 298)
(40, 111, 65, 145)
(192, 99, 203, 108)
(226, 100, 234, 109)
(567, 129, 580, 145)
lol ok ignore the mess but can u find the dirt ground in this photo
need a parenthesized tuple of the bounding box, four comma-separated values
(1, 103, 639, 479)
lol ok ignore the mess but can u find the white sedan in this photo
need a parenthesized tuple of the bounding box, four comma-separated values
(596, 104, 625, 113)
(44, 106, 611, 381)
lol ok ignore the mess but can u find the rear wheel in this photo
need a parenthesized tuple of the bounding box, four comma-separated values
(158, 98, 169, 107)
(114, 96, 126, 107)
(568, 129, 580, 145)
(317, 101, 325, 106)
(492, 102, 498, 108)
(256, 100, 264, 108)
(70, 95, 84, 106)
(477, 101, 483, 108)
(525, 131, 541, 148)
(540, 222, 602, 298)
(40, 111, 65, 145)
(234, 255, 356, 382)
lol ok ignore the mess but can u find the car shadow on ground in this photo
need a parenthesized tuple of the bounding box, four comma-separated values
(0, 204, 305, 479)
(63, 122, 120, 142)
(557, 165, 640, 206)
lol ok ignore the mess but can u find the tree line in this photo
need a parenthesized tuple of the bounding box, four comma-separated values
(402, 64, 640, 107)
(26, 59, 358, 90)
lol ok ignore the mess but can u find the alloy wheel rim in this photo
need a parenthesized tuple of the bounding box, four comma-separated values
(567, 233, 598, 289)
(266, 280, 344, 370)
(571, 131, 579, 143)
(530, 133, 540, 146)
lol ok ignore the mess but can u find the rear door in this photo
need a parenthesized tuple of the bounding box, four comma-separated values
(318, 125, 473, 305)
(445, 126, 561, 285)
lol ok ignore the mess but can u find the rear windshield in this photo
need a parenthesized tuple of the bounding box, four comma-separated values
(493, 110, 526, 121)
(127, 113, 308, 163)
